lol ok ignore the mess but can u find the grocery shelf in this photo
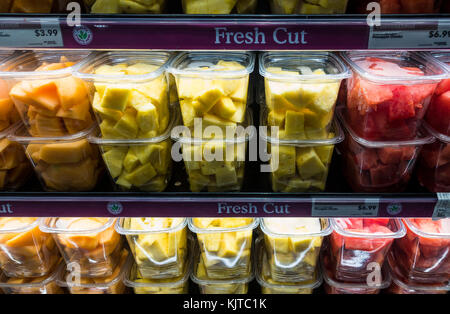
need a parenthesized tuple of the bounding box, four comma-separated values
(0, 14, 449, 50)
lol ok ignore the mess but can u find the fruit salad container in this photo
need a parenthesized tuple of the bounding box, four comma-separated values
(74, 51, 171, 140)
(0, 51, 94, 137)
(116, 218, 188, 279)
(321, 250, 391, 294)
(40, 218, 123, 278)
(188, 218, 258, 280)
(0, 218, 60, 278)
(338, 108, 434, 193)
(261, 112, 343, 192)
(57, 249, 131, 294)
(260, 52, 350, 140)
(0, 51, 21, 132)
(417, 122, 450, 192)
(389, 218, 449, 285)
(0, 122, 32, 191)
(168, 52, 255, 133)
(191, 249, 253, 294)
(255, 237, 322, 294)
(182, 0, 257, 14)
(0, 261, 64, 294)
(349, 0, 442, 13)
(260, 218, 331, 283)
(9, 124, 103, 192)
(270, 0, 348, 14)
(90, 0, 166, 13)
(172, 109, 254, 192)
(342, 51, 445, 141)
(329, 218, 405, 282)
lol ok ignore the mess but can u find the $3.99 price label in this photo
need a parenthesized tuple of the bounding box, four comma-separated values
(34, 28, 59, 38)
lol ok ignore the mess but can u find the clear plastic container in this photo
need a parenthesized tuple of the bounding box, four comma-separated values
(261, 114, 344, 192)
(338, 108, 434, 193)
(260, 52, 350, 140)
(0, 122, 32, 191)
(349, 0, 442, 13)
(329, 218, 406, 282)
(182, 0, 257, 14)
(116, 218, 188, 279)
(9, 124, 103, 192)
(0, 51, 94, 137)
(188, 218, 258, 280)
(0, 218, 60, 278)
(172, 109, 254, 192)
(260, 218, 331, 283)
(389, 218, 449, 285)
(74, 51, 171, 140)
(57, 249, 131, 294)
(417, 122, 450, 192)
(321, 250, 391, 294)
(191, 249, 253, 294)
(89, 0, 166, 13)
(168, 52, 255, 132)
(255, 237, 322, 294)
(0, 261, 64, 294)
(342, 51, 445, 141)
(425, 53, 450, 136)
(0, 51, 21, 132)
(270, 0, 348, 14)
(40, 218, 123, 278)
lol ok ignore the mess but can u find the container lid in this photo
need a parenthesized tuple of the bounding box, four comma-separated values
(261, 218, 332, 238)
(168, 51, 255, 78)
(188, 217, 259, 234)
(0, 217, 40, 234)
(423, 121, 450, 144)
(430, 52, 450, 74)
(331, 218, 406, 239)
(337, 107, 435, 147)
(0, 260, 63, 288)
(341, 51, 447, 85)
(39, 217, 116, 234)
(259, 52, 351, 82)
(403, 218, 450, 239)
(389, 264, 450, 292)
(0, 50, 91, 80)
(74, 51, 172, 83)
(8, 123, 96, 144)
(116, 217, 187, 235)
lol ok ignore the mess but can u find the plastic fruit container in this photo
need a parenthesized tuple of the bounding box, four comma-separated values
(329, 218, 406, 282)
(321, 250, 391, 294)
(349, 0, 442, 13)
(260, 52, 350, 140)
(90, 0, 166, 13)
(342, 51, 445, 141)
(260, 218, 331, 283)
(417, 122, 450, 192)
(0, 261, 64, 294)
(182, 0, 257, 14)
(40, 218, 123, 278)
(116, 218, 188, 279)
(0, 122, 32, 191)
(74, 51, 171, 140)
(9, 124, 103, 192)
(270, 0, 348, 14)
(1, 51, 94, 137)
(338, 108, 434, 193)
(188, 218, 258, 280)
(389, 218, 449, 285)
(172, 109, 254, 192)
(386, 265, 449, 294)
(0, 51, 21, 132)
(0, 218, 60, 278)
(255, 236, 322, 294)
(57, 249, 131, 294)
(0, 0, 55, 13)
(262, 114, 343, 192)
(168, 52, 255, 132)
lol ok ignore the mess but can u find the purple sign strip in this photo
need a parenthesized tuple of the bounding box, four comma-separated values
(60, 18, 370, 50)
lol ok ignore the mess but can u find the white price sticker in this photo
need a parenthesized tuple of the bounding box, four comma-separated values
(433, 193, 450, 219)
(369, 19, 450, 49)
(311, 198, 379, 217)
(0, 18, 63, 48)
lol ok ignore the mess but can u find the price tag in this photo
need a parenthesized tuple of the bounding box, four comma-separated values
(0, 18, 63, 48)
(311, 198, 379, 217)
(433, 193, 450, 219)
(369, 19, 450, 49)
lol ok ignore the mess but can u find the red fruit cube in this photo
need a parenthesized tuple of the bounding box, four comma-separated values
(377, 147, 403, 164)
(358, 78, 394, 108)
(389, 86, 416, 121)
(364, 218, 390, 228)
(337, 218, 364, 230)
(401, 146, 416, 161)
(370, 164, 397, 186)
(434, 78, 450, 96)
(355, 150, 379, 170)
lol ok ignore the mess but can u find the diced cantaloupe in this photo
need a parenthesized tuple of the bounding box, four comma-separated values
(39, 140, 92, 164)
(56, 99, 90, 121)
(55, 76, 88, 110)
(34, 114, 66, 136)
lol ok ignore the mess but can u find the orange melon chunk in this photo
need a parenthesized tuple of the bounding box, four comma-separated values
(0, 98, 14, 120)
(34, 114, 65, 136)
(63, 116, 93, 134)
(56, 99, 90, 121)
(55, 76, 88, 110)
(0, 171, 6, 188)
(39, 139, 92, 164)
(26, 80, 60, 112)
(5, 226, 42, 247)
(35, 63, 66, 72)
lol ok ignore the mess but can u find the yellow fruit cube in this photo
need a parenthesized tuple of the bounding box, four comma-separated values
(113, 111, 139, 138)
(285, 110, 305, 136)
(296, 147, 326, 180)
(126, 63, 158, 75)
(136, 102, 159, 133)
(100, 86, 131, 112)
(116, 172, 132, 189)
(268, 110, 285, 127)
(218, 233, 239, 258)
(212, 97, 236, 120)
(195, 86, 224, 113)
(204, 233, 222, 252)
(102, 147, 127, 178)
(284, 177, 312, 192)
(124, 163, 157, 186)
(92, 92, 122, 121)
(215, 163, 238, 187)
(99, 119, 122, 138)
(271, 145, 296, 177)
(314, 145, 334, 165)
(182, 144, 202, 171)
(123, 149, 140, 172)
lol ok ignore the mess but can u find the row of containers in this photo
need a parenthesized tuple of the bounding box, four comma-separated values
(1, 50, 450, 193)
(0, 217, 448, 294)
(1, 0, 449, 14)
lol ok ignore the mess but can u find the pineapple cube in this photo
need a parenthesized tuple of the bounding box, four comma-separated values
(314, 145, 334, 165)
(136, 102, 159, 133)
(310, 178, 326, 191)
(296, 147, 326, 180)
(268, 110, 285, 127)
(113, 111, 139, 138)
(285, 110, 305, 136)
(126, 63, 158, 75)
(271, 145, 296, 177)
(195, 86, 224, 114)
(182, 144, 202, 171)
(116, 173, 132, 189)
(127, 90, 151, 110)
(139, 175, 167, 192)
(188, 170, 210, 192)
(215, 163, 238, 187)
(180, 100, 198, 127)
(123, 148, 140, 172)
(177, 77, 206, 99)
(124, 163, 157, 186)
(202, 113, 237, 136)
(271, 237, 290, 254)
(229, 101, 246, 123)
(200, 160, 225, 176)
(92, 93, 122, 121)
(204, 233, 222, 252)
(99, 119, 122, 138)
(218, 233, 239, 258)
(102, 147, 127, 178)
(212, 97, 236, 120)
(290, 237, 313, 254)
(100, 86, 131, 112)
(306, 82, 339, 116)
(284, 177, 312, 192)
(229, 78, 248, 103)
